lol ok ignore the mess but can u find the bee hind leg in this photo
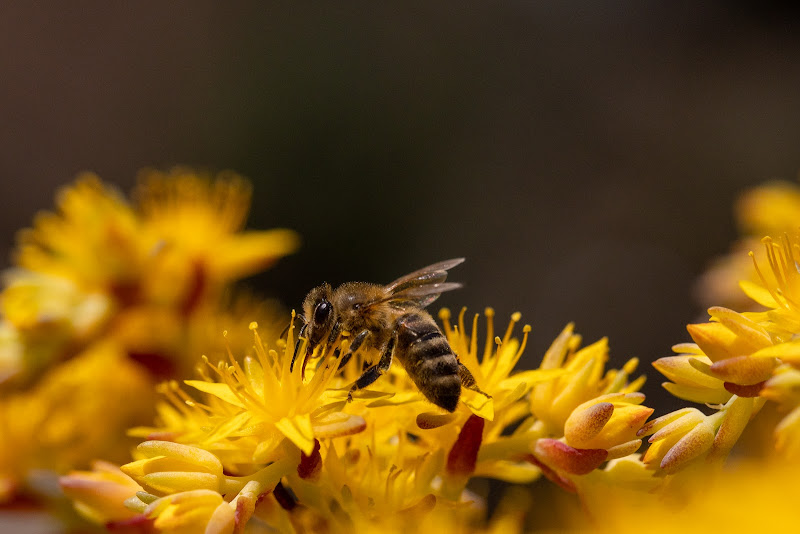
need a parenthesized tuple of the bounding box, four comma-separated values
(458, 362, 492, 399)
(338, 329, 370, 370)
(347, 335, 395, 401)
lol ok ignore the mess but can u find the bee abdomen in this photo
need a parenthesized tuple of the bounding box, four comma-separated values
(395, 313, 461, 412)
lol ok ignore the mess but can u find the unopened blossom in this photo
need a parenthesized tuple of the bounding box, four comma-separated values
(652, 347, 731, 405)
(525, 324, 648, 483)
(564, 392, 653, 459)
(685, 307, 778, 387)
(639, 395, 760, 472)
(141, 489, 235, 534)
(59, 461, 143, 525)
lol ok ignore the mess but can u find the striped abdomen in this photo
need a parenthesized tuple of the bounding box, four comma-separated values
(394, 312, 461, 412)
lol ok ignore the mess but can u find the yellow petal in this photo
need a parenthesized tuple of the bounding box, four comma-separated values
(276, 414, 315, 455)
(739, 280, 779, 308)
(141, 471, 220, 494)
(707, 307, 772, 350)
(462, 388, 494, 420)
(184, 380, 245, 408)
(662, 382, 732, 404)
(209, 229, 300, 280)
(653, 356, 721, 389)
(605, 439, 642, 460)
(710, 396, 754, 462)
(136, 441, 223, 474)
(659, 420, 715, 473)
(473, 461, 541, 483)
(709, 355, 779, 385)
(750, 341, 800, 365)
(687, 322, 760, 362)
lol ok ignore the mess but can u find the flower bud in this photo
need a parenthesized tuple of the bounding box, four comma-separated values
(640, 408, 719, 473)
(145, 489, 235, 534)
(533, 438, 608, 475)
(59, 461, 143, 525)
(564, 393, 653, 451)
(709, 355, 779, 385)
(121, 440, 224, 495)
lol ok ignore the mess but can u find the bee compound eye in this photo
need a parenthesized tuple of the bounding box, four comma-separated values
(314, 300, 332, 324)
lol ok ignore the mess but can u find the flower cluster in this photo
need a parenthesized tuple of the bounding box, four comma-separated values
(0, 169, 298, 503)
(11, 173, 800, 532)
(642, 232, 800, 471)
(61, 307, 653, 533)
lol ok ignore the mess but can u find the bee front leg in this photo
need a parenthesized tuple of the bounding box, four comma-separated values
(347, 335, 395, 402)
(290, 323, 308, 372)
(327, 319, 342, 346)
(338, 329, 370, 370)
(458, 362, 492, 399)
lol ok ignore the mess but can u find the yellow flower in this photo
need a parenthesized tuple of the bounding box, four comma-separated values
(115, 441, 298, 534)
(530, 323, 645, 435)
(695, 180, 800, 310)
(135, 167, 299, 285)
(2, 169, 298, 385)
(14, 175, 143, 288)
(655, 234, 800, 464)
(0, 341, 153, 503)
(285, 438, 444, 528)
(0, 169, 297, 509)
(130, 319, 365, 469)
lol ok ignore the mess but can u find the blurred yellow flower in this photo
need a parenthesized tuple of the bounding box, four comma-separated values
(695, 180, 800, 310)
(0, 341, 153, 503)
(0, 168, 297, 506)
(3, 169, 298, 384)
(568, 459, 800, 534)
(652, 232, 800, 466)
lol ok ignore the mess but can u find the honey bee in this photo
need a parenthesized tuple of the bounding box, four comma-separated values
(293, 258, 487, 412)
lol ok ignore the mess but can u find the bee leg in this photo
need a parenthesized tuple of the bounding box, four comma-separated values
(458, 362, 492, 399)
(347, 335, 395, 401)
(338, 329, 370, 370)
(290, 323, 308, 372)
(327, 319, 342, 346)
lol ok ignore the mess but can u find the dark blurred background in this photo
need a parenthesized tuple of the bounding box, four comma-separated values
(2, 2, 800, 414)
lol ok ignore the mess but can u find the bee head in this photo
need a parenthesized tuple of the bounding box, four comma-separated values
(302, 283, 335, 350)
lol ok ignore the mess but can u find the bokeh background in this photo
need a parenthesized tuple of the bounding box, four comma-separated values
(2, 2, 800, 418)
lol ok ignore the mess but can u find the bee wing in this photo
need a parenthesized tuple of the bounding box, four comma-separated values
(384, 281, 463, 309)
(384, 258, 465, 294)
